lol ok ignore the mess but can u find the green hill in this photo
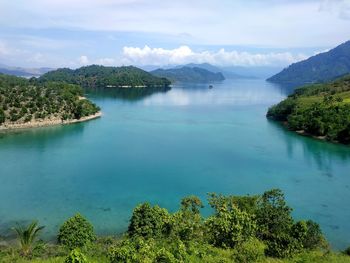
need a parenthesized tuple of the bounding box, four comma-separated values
(39, 65, 171, 88)
(267, 40, 350, 84)
(267, 74, 350, 143)
(151, 66, 225, 83)
(0, 74, 100, 127)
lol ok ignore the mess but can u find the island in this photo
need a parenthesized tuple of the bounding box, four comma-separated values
(0, 73, 101, 130)
(150, 66, 225, 83)
(267, 74, 350, 144)
(39, 65, 171, 88)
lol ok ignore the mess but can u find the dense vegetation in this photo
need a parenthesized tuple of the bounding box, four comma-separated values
(39, 65, 171, 88)
(267, 74, 350, 144)
(1, 189, 350, 263)
(151, 66, 225, 83)
(268, 40, 350, 84)
(0, 74, 100, 126)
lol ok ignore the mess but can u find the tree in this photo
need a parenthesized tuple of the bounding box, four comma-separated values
(128, 203, 171, 239)
(256, 189, 295, 257)
(205, 204, 256, 248)
(0, 108, 5, 124)
(171, 196, 204, 241)
(58, 213, 95, 250)
(12, 221, 45, 257)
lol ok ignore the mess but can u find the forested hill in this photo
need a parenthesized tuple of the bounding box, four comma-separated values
(267, 74, 350, 144)
(267, 40, 350, 84)
(151, 66, 225, 83)
(0, 74, 100, 127)
(39, 65, 171, 88)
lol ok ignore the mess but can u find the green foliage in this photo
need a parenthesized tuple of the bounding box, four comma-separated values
(12, 221, 45, 257)
(206, 197, 256, 248)
(344, 246, 350, 256)
(64, 249, 88, 263)
(0, 74, 100, 126)
(232, 238, 266, 263)
(0, 108, 5, 124)
(292, 220, 327, 250)
(127, 203, 171, 239)
(256, 189, 297, 257)
(39, 65, 171, 88)
(267, 75, 350, 144)
(58, 213, 95, 250)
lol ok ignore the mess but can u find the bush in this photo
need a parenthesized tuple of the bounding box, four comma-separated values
(232, 238, 266, 263)
(64, 249, 88, 263)
(205, 205, 256, 248)
(344, 246, 350, 256)
(58, 213, 95, 250)
(128, 203, 171, 239)
(155, 248, 177, 263)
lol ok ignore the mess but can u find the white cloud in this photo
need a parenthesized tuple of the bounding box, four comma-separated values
(0, 41, 13, 56)
(122, 45, 307, 67)
(97, 57, 115, 66)
(319, 0, 350, 20)
(1, 0, 350, 47)
(79, 55, 90, 65)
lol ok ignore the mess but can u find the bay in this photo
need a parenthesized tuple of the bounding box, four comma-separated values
(0, 79, 349, 249)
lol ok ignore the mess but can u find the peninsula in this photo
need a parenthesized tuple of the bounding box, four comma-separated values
(0, 74, 101, 130)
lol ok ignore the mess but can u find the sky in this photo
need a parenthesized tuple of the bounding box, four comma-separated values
(0, 0, 349, 68)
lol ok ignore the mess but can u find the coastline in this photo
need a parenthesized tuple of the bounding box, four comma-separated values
(0, 111, 102, 131)
(279, 120, 344, 145)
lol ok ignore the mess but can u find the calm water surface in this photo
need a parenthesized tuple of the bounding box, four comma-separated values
(0, 79, 350, 249)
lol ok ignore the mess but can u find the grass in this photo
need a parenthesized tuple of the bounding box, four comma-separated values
(1, 249, 349, 263)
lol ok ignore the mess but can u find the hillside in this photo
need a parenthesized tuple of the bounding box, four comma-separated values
(0, 74, 100, 129)
(267, 74, 350, 143)
(39, 65, 171, 88)
(267, 40, 350, 84)
(183, 63, 257, 79)
(151, 66, 225, 82)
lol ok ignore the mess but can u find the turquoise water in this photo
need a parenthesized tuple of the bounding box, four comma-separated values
(0, 79, 350, 249)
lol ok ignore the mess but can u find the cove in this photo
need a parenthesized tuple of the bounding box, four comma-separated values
(0, 79, 350, 250)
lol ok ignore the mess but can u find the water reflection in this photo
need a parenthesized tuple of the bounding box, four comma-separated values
(142, 80, 285, 106)
(85, 86, 171, 101)
(268, 120, 350, 172)
(0, 122, 87, 149)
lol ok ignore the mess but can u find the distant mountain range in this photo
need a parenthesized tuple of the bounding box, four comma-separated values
(0, 65, 53, 78)
(39, 65, 171, 88)
(151, 66, 225, 83)
(146, 63, 282, 80)
(268, 40, 350, 84)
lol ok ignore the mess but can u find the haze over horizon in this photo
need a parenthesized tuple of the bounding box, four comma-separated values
(0, 0, 350, 68)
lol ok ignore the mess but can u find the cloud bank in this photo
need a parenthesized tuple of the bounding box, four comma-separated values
(121, 46, 307, 67)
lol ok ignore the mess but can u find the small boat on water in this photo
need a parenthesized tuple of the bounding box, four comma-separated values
(209, 85, 213, 89)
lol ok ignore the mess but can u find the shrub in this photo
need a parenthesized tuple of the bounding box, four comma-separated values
(64, 249, 88, 263)
(155, 248, 177, 263)
(12, 221, 45, 257)
(58, 213, 95, 250)
(344, 246, 350, 256)
(232, 238, 266, 263)
(205, 205, 256, 248)
(128, 203, 171, 239)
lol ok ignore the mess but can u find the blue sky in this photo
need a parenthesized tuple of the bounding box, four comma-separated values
(0, 0, 349, 68)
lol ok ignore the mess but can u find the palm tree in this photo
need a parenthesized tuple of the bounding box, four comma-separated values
(12, 221, 45, 256)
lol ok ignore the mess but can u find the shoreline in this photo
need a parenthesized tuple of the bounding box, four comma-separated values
(278, 120, 345, 145)
(0, 111, 102, 131)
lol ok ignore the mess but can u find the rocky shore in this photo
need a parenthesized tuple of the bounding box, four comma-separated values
(0, 111, 102, 131)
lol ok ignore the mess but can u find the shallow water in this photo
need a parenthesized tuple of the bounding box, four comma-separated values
(0, 79, 349, 249)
